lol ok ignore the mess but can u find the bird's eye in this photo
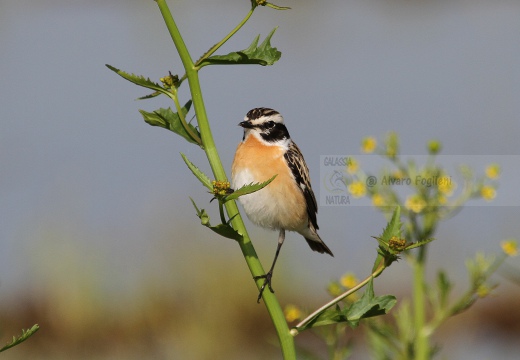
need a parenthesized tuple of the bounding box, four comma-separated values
(266, 121, 275, 128)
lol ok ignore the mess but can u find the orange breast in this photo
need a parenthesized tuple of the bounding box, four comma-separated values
(232, 135, 307, 230)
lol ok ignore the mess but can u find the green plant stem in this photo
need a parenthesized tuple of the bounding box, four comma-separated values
(413, 245, 429, 360)
(154, 1, 295, 358)
(218, 201, 226, 225)
(194, 7, 255, 68)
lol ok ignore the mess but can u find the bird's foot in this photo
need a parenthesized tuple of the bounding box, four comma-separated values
(253, 271, 274, 303)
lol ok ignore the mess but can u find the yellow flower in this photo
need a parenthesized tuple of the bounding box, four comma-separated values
(346, 158, 359, 174)
(476, 284, 491, 298)
(501, 239, 518, 257)
(485, 164, 500, 179)
(437, 194, 448, 205)
(405, 194, 427, 213)
(361, 137, 377, 154)
(437, 176, 456, 196)
(159, 72, 179, 88)
(327, 282, 342, 297)
(212, 180, 231, 196)
(389, 236, 407, 252)
(427, 140, 442, 154)
(340, 273, 358, 289)
(348, 181, 366, 198)
(392, 170, 405, 179)
(480, 185, 496, 201)
(284, 304, 302, 322)
(372, 193, 386, 207)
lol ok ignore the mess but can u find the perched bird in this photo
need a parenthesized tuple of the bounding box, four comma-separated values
(231, 107, 333, 302)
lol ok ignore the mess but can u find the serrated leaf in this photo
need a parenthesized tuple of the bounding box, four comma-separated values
(137, 91, 162, 100)
(0, 324, 39, 353)
(181, 153, 213, 190)
(189, 198, 242, 241)
(200, 27, 281, 67)
(380, 206, 402, 242)
(106, 64, 168, 95)
(139, 100, 200, 145)
(223, 175, 277, 202)
(345, 278, 397, 327)
(404, 237, 435, 250)
(372, 206, 402, 272)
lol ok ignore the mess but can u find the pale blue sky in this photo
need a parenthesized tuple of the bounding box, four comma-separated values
(1, 1, 520, 357)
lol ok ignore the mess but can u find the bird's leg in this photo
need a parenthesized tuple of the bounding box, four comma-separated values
(254, 229, 285, 303)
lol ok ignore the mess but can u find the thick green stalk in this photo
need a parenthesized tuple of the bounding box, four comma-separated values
(154, 1, 295, 358)
(413, 246, 429, 360)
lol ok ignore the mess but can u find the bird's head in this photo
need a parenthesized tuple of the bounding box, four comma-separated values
(239, 108, 290, 144)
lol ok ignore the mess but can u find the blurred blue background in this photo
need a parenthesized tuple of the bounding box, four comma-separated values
(1, 0, 519, 358)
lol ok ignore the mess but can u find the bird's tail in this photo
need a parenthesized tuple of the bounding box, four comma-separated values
(299, 222, 334, 256)
(305, 237, 334, 256)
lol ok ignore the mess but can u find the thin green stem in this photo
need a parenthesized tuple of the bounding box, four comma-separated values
(154, 1, 295, 358)
(218, 201, 226, 225)
(194, 7, 255, 68)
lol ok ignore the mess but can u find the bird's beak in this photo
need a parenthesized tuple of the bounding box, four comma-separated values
(238, 120, 254, 129)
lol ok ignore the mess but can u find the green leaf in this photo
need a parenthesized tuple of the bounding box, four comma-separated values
(223, 175, 277, 202)
(189, 198, 243, 241)
(437, 270, 452, 308)
(345, 278, 397, 327)
(181, 153, 213, 190)
(295, 279, 396, 332)
(0, 325, 39, 353)
(380, 206, 402, 243)
(450, 296, 477, 316)
(189, 197, 209, 223)
(404, 237, 435, 250)
(199, 27, 281, 67)
(371, 206, 402, 272)
(207, 223, 243, 241)
(265, 2, 291, 10)
(301, 305, 348, 330)
(139, 100, 200, 145)
(251, 0, 290, 10)
(106, 64, 169, 95)
(137, 91, 162, 100)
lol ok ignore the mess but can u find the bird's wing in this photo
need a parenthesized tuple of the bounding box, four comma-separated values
(284, 141, 319, 229)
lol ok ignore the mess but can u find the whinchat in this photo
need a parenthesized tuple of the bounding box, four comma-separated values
(231, 108, 333, 302)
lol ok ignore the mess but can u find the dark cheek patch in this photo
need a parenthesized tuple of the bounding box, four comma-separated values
(260, 123, 290, 143)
